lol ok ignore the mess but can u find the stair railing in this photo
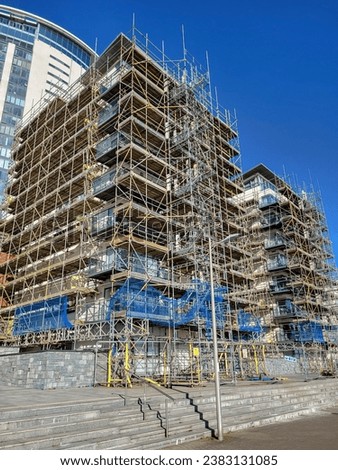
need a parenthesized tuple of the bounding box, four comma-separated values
(131, 374, 176, 438)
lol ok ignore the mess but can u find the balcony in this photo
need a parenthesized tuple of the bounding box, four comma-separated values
(269, 280, 292, 294)
(290, 322, 324, 343)
(91, 208, 115, 236)
(261, 215, 282, 229)
(259, 195, 279, 209)
(88, 248, 115, 278)
(96, 132, 128, 164)
(98, 102, 118, 127)
(273, 300, 307, 319)
(267, 255, 288, 271)
(99, 61, 131, 98)
(264, 236, 287, 250)
(79, 300, 109, 322)
(93, 168, 117, 200)
(88, 247, 170, 281)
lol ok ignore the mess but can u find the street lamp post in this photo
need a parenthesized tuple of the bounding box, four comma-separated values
(208, 236, 223, 441)
(208, 233, 239, 441)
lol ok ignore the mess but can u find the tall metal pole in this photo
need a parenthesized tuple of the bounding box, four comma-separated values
(208, 236, 223, 441)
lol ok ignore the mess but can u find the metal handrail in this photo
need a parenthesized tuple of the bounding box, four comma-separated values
(132, 374, 176, 437)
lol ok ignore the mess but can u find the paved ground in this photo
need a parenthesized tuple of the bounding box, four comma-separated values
(0, 379, 294, 410)
(165, 408, 338, 450)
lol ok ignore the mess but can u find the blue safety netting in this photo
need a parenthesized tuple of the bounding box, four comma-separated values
(13, 296, 72, 335)
(289, 321, 324, 343)
(107, 278, 227, 332)
(237, 311, 263, 333)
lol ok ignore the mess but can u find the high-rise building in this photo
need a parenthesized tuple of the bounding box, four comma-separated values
(0, 29, 248, 385)
(0, 27, 337, 385)
(239, 164, 338, 364)
(0, 5, 95, 201)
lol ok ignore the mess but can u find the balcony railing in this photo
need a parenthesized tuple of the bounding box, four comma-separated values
(88, 247, 171, 281)
(98, 103, 118, 126)
(88, 248, 115, 276)
(261, 216, 281, 228)
(96, 133, 129, 161)
(93, 169, 117, 196)
(269, 281, 291, 294)
(264, 237, 286, 249)
(267, 256, 288, 271)
(259, 195, 278, 209)
(91, 208, 115, 235)
(78, 300, 109, 322)
(99, 60, 131, 96)
(273, 300, 307, 318)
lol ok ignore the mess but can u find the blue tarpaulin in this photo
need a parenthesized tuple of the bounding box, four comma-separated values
(107, 278, 227, 332)
(13, 296, 72, 335)
(290, 321, 324, 343)
(237, 311, 263, 333)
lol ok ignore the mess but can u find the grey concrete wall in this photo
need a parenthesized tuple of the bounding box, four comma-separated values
(0, 351, 95, 389)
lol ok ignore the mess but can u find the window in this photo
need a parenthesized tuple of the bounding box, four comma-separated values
(104, 287, 111, 300)
(0, 23, 35, 44)
(39, 25, 91, 67)
(6, 94, 25, 107)
(0, 156, 11, 168)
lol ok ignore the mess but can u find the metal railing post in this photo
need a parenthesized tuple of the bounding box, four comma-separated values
(165, 399, 169, 437)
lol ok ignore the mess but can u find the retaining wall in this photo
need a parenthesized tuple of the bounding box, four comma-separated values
(0, 347, 19, 355)
(0, 350, 95, 389)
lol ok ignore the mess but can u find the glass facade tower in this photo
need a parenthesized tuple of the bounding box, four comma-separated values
(0, 5, 95, 202)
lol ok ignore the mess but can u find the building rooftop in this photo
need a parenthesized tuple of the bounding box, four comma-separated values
(0, 4, 95, 59)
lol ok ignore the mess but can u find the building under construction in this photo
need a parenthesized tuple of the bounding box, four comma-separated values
(237, 165, 338, 373)
(0, 30, 337, 386)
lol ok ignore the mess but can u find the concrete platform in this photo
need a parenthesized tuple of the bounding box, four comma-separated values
(0, 375, 314, 410)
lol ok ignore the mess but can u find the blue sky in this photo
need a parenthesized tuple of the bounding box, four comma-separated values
(4, 0, 338, 260)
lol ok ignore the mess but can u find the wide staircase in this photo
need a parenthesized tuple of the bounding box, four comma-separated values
(0, 378, 337, 449)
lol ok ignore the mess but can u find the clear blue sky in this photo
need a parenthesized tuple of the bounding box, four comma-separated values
(4, 0, 338, 261)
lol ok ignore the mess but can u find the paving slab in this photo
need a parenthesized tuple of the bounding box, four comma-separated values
(164, 407, 338, 450)
(0, 375, 332, 411)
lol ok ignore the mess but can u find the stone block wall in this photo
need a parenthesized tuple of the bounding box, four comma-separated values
(0, 347, 19, 355)
(0, 350, 95, 389)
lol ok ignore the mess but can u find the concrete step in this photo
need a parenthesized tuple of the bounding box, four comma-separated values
(128, 428, 213, 450)
(217, 381, 337, 398)
(0, 404, 141, 433)
(204, 394, 335, 419)
(198, 395, 336, 422)
(62, 422, 166, 450)
(106, 422, 211, 450)
(221, 407, 317, 434)
(189, 387, 338, 410)
(184, 379, 338, 402)
(0, 408, 148, 444)
(0, 396, 132, 421)
(2, 398, 210, 449)
(0, 406, 162, 449)
(63, 434, 132, 450)
(205, 401, 328, 432)
(1, 378, 337, 450)
(0, 414, 162, 450)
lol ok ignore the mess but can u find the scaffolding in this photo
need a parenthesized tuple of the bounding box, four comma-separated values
(237, 164, 338, 374)
(0, 30, 336, 384)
